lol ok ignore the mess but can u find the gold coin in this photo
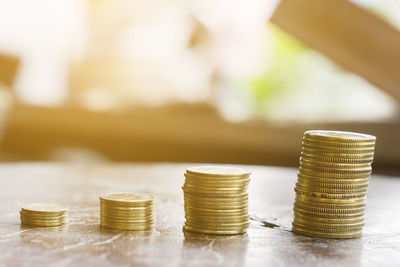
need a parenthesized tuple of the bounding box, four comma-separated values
(20, 212, 68, 219)
(100, 213, 154, 220)
(184, 205, 247, 212)
(100, 193, 153, 206)
(100, 205, 153, 211)
(184, 173, 250, 182)
(100, 207, 154, 216)
(292, 225, 362, 239)
(299, 158, 372, 169)
(184, 215, 249, 222)
(296, 182, 368, 194)
(295, 193, 365, 204)
(293, 207, 365, 218)
(100, 223, 153, 231)
(297, 173, 370, 184)
(184, 206, 248, 214)
(298, 169, 371, 179)
(296, 179, 369, 189)
(293, 217, 365, 228)
(183, 191, 248, 200)
(299, 164, 371, 174)
(302, 138, 375, 148)
(184, 204, 248, 211)
(295, 184, 368, 194)
(100, 218, 154, 224)
(21, 203, 68, 214)
(296, 181, 369, 191)
(21, 222, 67, 227)
(185, 215, 249, 222)
(293, 213, 364, 224)
(183, 227, 249, 235)
(21, 219, 68, 227)
(302, 137, 375, 148)
(100, 214, 154, 220)
(182, 184, 248, 192)
(302, 143, 375, 154)
(294, 198, 365, 209)
(20, 213, 68, 220)
(183, 201, 248, 209)
(185, 222, 249, 231)
(300, 153, 374, 164)
(294, 202, 365, 214)
(184, 197, 248, 206)
(185, 224, 248, 230)
(20, 216, 68, 222)
(304, 130, 376, 143)
(295, 187, 366, 199)
(21, 218, 68, 224)
(184, 207, 248, 215)
(100, 203, 153, 211)
(186, 166, 250, 178)
(183, 182, 250, 189)
(293, 207, 364, 218)
(183, 180, 250, 188)
(185, 221, 249, 229)
(182, 184, 247, 196)
(301, 150, 375, 161)
(292, 222, 363, 233)
(184, 204, 248, 210)
(184, 215, 248, 221)
(100, 226, 154, 231)
(184, 197, 248, 205)
(101, 220, 154, 226)
(183, 225, 247, 235)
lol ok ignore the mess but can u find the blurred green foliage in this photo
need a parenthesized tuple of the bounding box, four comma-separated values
(250, 24, 306, 112)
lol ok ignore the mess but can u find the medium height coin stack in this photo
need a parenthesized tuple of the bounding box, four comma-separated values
(183, 166, 251, 235)
(292, 130, 376, 238)
(100, 193, 154, 231)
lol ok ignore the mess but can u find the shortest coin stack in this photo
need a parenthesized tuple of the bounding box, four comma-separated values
(100, 193, 154, 231)
(183, 166, 251, 235)
(20, 203, 69, 227)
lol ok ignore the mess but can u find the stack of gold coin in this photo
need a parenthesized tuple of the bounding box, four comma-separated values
(100, 193, 154, 231)
(183, 166, 251, 235)
(20, 203, 69, 227)
(292, 130, 376, 239)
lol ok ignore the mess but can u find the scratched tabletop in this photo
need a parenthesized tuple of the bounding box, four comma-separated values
(0, 163, 399, 266)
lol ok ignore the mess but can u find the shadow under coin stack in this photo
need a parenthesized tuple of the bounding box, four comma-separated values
(292, 130, 376, 239)
(100, 193, 154, 231)
(183, 166, 251, 235)
(20, 203, 69, 227)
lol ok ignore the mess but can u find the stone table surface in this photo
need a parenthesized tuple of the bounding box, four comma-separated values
(0, 163, 399, 266)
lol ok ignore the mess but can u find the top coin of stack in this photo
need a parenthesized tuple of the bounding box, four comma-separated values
(20, 203, 69, 227)
(183, 166, 251, 235)
(292, 130, 376, 239)
(100, 193, 154, 231)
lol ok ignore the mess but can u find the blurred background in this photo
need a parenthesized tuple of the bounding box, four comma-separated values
(0, 0, 399, 171)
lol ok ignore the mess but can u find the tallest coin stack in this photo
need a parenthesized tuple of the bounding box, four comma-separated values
(292, 130, 376, 239)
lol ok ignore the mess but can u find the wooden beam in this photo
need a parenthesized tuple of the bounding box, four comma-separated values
(1, 104, 399, 171)
(0, 53, 19, 88)
(271, 0, 400, 103)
